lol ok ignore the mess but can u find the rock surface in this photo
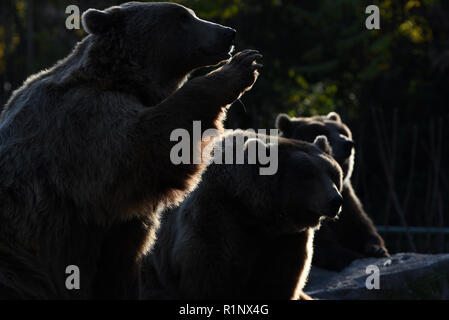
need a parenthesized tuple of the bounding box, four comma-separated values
(304, 253, 449, 299)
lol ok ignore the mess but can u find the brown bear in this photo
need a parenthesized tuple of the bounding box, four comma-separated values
(0, 2, 261, 299)
(142, 130, 343, 299)
(276, 112, 389, 271)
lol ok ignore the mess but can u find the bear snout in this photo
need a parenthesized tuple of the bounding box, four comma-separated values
(325, 194, 343, 218)
(343, 140, 355, 157)
(225, 27, 237, 41)
(198, 24, 236, 59)
(217, 26, 236, 51)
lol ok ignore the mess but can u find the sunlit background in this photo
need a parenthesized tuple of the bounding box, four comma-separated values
(1, 0, 448, 254)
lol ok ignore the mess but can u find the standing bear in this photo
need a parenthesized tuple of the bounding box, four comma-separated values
(276, 112, 389, 271)
(143, 130, 343, 299)
(0, 2, 262, 299)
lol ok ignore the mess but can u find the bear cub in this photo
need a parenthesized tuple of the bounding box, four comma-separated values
(276, 112, 389, 271)
(143, 130, 343, 299)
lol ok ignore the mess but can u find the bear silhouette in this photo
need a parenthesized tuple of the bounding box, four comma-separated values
(0, 2, 261, 299)
(143, 130, 343, 299)
(276, 112, 389, 271)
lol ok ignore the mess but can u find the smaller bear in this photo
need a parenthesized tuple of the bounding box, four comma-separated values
(276, 112, 389, 271)
(142, 130, 343, 299)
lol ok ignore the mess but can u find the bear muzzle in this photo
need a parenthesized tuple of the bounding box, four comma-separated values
(197, 26, 236, 63)
(323, 194, 343, 218)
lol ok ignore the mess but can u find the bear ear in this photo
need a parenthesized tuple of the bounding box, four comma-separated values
(82, 9, 114, 35)
(327, 112, 341, 122)
(314, 135, 332, 155)
(275, 113, 291, 135)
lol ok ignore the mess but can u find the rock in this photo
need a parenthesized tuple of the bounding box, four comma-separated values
(304, 253, 449, 299)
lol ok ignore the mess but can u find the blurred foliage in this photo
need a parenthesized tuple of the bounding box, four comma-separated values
(0, 0, 448, 253)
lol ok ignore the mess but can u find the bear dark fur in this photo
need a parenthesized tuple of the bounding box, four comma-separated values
(142, 130, 343, 299)
(0, 2, 262, 299)
(276, 112, 389, 271)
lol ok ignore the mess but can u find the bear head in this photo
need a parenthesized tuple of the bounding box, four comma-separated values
(214, 131, 343, 233)
(81, 2, 236, 88)
(276, 112, 355, 182)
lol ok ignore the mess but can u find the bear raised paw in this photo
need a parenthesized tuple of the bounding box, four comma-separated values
(143, 130, 343, 299)
(0, 2, 261, 299)
(276, 112, 389, 271)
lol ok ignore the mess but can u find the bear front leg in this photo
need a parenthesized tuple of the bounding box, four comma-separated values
(312, 233, 365, 271)
(249, 233, 310, 300)
(132, 50, 262, 202)
(93, 215, 157, 299)
(337, 182, 389, 258)
(93, 50, 261, 300)
(299, 292, 313, 300)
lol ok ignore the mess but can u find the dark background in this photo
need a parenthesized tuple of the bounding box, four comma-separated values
(1, 0, 448, 254)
